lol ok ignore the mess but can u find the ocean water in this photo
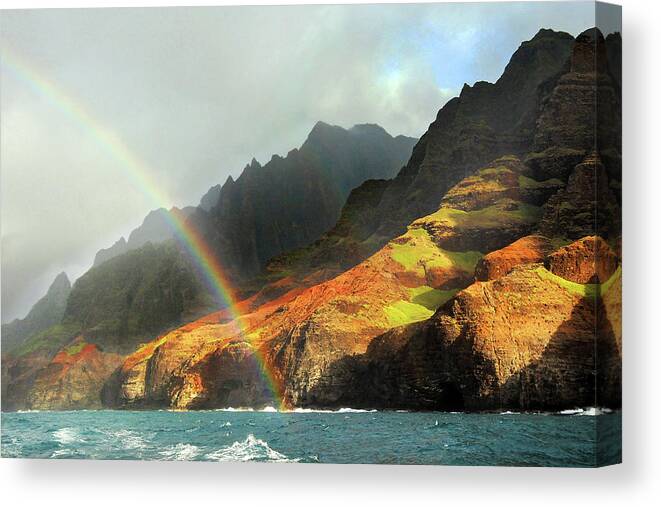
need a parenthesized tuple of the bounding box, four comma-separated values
(1, 409, 621, 466)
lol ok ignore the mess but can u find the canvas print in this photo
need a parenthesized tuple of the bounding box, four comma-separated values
(1, 1, 621, 466)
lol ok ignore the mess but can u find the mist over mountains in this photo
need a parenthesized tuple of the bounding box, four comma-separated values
(91, 122, 415, 275)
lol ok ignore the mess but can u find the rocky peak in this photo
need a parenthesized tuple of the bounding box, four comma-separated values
(240, 158, 262, 176)
(496, 28, 574, 89)
(48, 272, 71, 296)
(349, 123, 390, 138)
(198, 184, 221, 212)
(93, 236, 128, 267)
(571, 28, 607, 74)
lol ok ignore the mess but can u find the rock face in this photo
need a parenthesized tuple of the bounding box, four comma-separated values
(475, 234, 553, 281)
(539, 152, 620, 240)
(342, 255, 621, 411)
(546, 235, 618, 283)
(1, 272, 72, 353)
(528, 29, 621, 180)
(27, 340, 122, 410)
(1, 322, 82, 411)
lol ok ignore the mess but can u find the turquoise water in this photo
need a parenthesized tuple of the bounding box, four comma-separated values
(1, 409, 621, 466)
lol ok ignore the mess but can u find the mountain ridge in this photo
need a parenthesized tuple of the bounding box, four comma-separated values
(1, 272, 72, 354)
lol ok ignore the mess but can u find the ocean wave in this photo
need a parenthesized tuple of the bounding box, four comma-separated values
(558, 407, 614, 416)
(204, 434, 298, 462)
(290, 407, 377, 414)
(106, 429, 149, 450)
(53, 427, 83, 445)
(159, 443, 200, 461)
(213, 406, 280, 413)
(51, 448, 76, 458)
(558, 408, 584, 415)
(577, 407, 613, 416)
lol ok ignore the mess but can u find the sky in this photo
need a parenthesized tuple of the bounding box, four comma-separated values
(0, 2, 608, 323)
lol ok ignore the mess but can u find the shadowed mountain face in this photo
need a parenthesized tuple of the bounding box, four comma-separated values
(2, 28, 622, 414)
(1, 272, 71, 354)
(93, 123, 416, 273)
(189, 122, 417, 279)
(64, 242, 213, 353)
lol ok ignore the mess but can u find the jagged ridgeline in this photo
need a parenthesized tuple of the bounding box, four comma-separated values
(1, 122, 415, 408)
(2, 28, 621, 414)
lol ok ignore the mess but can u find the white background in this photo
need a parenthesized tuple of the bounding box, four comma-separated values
(0, 0, 659, 505)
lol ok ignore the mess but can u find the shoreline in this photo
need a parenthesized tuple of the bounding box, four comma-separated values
(3, 406, 621, 416)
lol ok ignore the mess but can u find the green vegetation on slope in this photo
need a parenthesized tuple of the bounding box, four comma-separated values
(384, 287, 458, 327)
(389, 228, 482, 274)
(14, 322, 81, 357)
(64, 241, 213, 352)
(423, 201, 542, 229)
(64, 341, 87, 356)
(535, 265, 622, 299)
(384, 301, 435, 327)
(408, 286, 458, 310)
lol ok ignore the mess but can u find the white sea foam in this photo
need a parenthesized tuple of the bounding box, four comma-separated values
(53, 427, 82, 445)
(291, 408, 334, 414)
(51, 449, 75, 458)
(108, 429, 149, 450)
(559, 408, 584, 415)
(558, 407, 614, 416)
(159, 443, 200, 461)
(214, 406, 280, 412)
(220, 421, 232, 427)
(578, 407, 613, 416)
(290, 407, 376, 414)
(204, 434, 298, 462)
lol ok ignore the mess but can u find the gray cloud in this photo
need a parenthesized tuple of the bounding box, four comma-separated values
(1, 2, 600, 322)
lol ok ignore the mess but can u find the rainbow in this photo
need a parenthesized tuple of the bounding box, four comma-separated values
(1, 46, 285, 410)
